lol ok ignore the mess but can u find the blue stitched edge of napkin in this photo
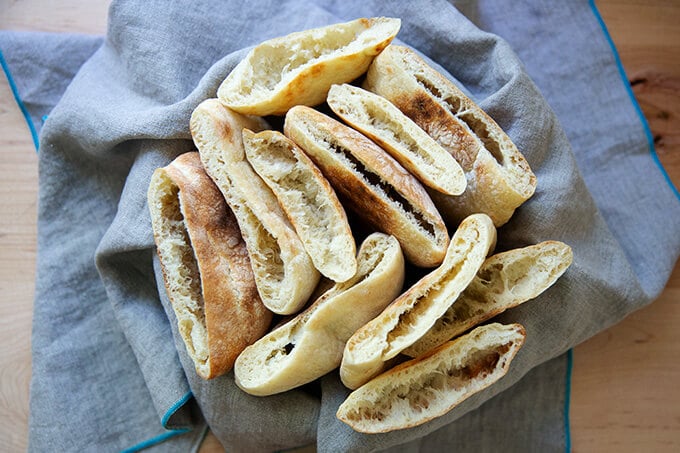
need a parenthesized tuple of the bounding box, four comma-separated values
(588, 0, 679, 200)
(0, 40, 205, 453)
(563, 349, 573, 453)
(121, 391, 199, 453)
(0, 48, 40, 150)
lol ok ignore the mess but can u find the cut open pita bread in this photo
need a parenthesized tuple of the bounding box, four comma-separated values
(148, 152, 272, 379)
(191, 99, 319, 315)
(340, 213, 496, 389)
(337, 322, 526, 433)
(234, 233, 404, 396)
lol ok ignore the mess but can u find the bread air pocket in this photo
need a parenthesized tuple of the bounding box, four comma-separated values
(340, 213, 497, 390)
(147, 152, 272, 379)
(217, 17, 400, 116)
(234, 233, 404, 396)
(336, 322, 526, 433)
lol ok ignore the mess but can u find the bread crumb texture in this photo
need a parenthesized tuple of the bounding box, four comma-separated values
(337, 323, 525, 433)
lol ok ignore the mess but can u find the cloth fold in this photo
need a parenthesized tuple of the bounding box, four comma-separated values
(1, 0, 678, 451)
(0, 31, 103, 149)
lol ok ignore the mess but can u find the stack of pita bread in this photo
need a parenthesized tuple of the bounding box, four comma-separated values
(147, 17, 572, 433)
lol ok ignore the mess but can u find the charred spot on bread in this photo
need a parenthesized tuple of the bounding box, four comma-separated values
(393, 90, 480, 170)
(364, 45, 537, 226)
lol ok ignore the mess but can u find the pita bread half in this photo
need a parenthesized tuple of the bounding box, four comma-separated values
(234, 233, 404, 396)
(336, 323, 526, 433)
(284, 105, 449, 268)
(327, 83, 466, 196)
(190, 99, 319, 315)
(404, 240, 573, 357)
(147, 152, 272, 379)
(217, 17, 400, 116)
(364, 45, 536, 226)
(340, 213, 496, 390)
(243, 128, 357, 282)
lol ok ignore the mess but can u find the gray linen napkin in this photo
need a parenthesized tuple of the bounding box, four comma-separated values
(1, 0, 678, 451)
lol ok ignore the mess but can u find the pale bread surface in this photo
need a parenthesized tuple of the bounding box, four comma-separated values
(234, 233, 405, 396)
(340, 213, 497, 389)
(404, 241, 573, 357)
(284, 105, 449, 267)
(190, 99, 319, 315)
(217, 17, 400, 116)
(364, 45, 536, 226)
(336, 323, 526, 433)
(147, 152, 272, 379)
(243, 129, 357, 282)
(327, 83, 466, 196)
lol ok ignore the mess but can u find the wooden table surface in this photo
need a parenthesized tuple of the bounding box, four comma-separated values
(1, 1, 678, 451)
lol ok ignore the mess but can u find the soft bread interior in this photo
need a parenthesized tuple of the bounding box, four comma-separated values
(284, 106, 449, 267)
(148, 169, 210, 376)
(190, 105, 284, 305)
(409, 64, 528, 184)
(243, 129, 357, 282)
(227, 18, 396, 96)
(327, 84, 466, 196)
(234, 233, 404, 396)
(468, 240, 573, 303)
(336, 323, 526, 433)
(364, 45, 536, 226)
(218, 17, 400, 114)
(404, 241, 573, 357)
(340, 213, 496, 389)
(191, 99, 318, 314)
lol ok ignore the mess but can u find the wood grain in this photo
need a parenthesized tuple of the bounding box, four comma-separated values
(0, 1, 677, 452)
(601, 0, 680, 187)
(0, 78, 38, 453)
(571, 265, 680, 450)
(570, 1, 680, 451)
(0, 0, 110, 35)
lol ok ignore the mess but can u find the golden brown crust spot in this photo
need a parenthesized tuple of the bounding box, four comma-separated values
(393, 91, 479, 170)
(161, 152, 272, 378)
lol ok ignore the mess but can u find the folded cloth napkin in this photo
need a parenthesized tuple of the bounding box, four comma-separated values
(1, 0, 678, 451)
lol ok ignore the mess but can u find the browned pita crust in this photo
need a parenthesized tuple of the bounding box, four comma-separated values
(364, 45, 536, 226)
(284, 105, 449, 268)
(148, 151, 272, 379)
